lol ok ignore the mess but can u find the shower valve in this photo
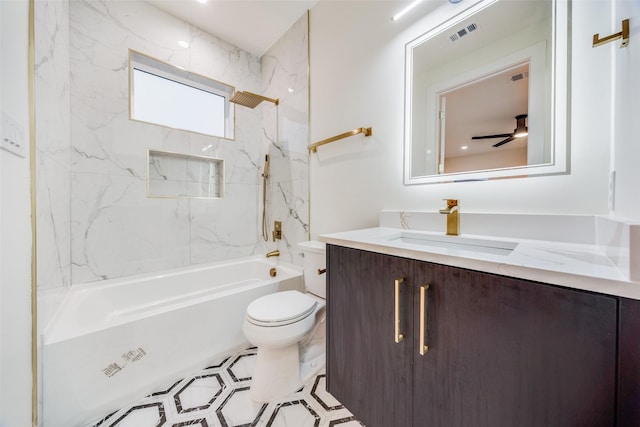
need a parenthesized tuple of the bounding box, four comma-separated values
(272, 221, 282, 242)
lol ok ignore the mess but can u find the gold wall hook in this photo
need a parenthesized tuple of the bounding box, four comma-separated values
(593, 19, 630, 48)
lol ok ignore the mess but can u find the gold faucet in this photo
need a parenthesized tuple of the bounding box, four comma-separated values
(266, 250, 280, 258)
(439, 199, 460, 236)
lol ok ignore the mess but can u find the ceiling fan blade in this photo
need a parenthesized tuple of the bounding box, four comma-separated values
(471, 133, 513, 140)
(493, 136, 515, 147)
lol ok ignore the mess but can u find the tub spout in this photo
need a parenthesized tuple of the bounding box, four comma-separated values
(266, 250, 280, 258)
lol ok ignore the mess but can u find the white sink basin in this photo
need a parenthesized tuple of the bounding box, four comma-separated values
(382, 231, 518, 256)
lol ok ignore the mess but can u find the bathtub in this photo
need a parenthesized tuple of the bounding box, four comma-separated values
(42, 256, 303, 427)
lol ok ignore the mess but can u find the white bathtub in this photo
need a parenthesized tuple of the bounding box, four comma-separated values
(42, 256, 303, 427)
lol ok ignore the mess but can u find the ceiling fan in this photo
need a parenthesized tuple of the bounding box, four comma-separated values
(471, 114, 528, 147)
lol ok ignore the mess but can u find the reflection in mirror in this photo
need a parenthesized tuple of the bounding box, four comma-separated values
(441, 62, 529, 174)
(404, 0, 569, 184)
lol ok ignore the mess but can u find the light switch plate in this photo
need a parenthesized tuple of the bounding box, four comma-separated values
(1, 112, 26, 158)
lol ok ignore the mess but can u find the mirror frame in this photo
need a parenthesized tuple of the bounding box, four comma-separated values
(403, 0, 570, 185)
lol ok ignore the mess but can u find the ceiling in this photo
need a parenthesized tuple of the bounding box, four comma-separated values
(146, 0, 318, 57)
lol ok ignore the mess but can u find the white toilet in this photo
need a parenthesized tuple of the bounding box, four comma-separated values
(243, 240, 327, 402)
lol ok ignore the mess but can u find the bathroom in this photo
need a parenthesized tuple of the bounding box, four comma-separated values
(1, 0, 639, 426)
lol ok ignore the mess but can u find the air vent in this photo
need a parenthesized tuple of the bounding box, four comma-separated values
(510, 71, 530, 82)
(448, 22, 479, 43)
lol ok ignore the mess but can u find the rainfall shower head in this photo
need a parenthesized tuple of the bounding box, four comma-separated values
(230, 91, 279, 108)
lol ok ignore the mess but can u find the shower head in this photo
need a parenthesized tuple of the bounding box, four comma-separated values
(230, 91, 279, 108)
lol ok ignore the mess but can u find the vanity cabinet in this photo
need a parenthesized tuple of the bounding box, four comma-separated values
(326, 244, 619, 427)
(618, 298, 640, 426)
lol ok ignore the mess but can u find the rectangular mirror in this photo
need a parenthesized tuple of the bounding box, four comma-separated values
(130, 50, 235, 139)
(404, 0, 569, 184)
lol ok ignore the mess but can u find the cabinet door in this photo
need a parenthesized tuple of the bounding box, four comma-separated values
(413, 262, 617, 427)
(618, 297, 640, 426)
(327, 245, 413, 427)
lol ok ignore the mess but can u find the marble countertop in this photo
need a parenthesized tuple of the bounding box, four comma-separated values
(320, 227, 640, 300)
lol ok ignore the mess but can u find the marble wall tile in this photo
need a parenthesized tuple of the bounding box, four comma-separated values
(36, 0, 309, 286)
(260, 13, 310, 265)
(70, 172, 191, 283)
(35, 0, 72, 289)
(189, 183, 261, 264)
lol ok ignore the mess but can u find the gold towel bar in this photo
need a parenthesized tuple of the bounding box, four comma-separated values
(308, 127, 373, 153)
(593, 19, 630, 48)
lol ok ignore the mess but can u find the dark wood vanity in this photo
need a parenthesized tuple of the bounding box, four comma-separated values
(326, 244, 640, 427)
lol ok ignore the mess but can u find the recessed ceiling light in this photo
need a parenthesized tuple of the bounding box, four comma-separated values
(178, 40, 189, 48)
(461, 146, 468, 150)
(197, 0, 208, 3)
(288, 88, 295, 93)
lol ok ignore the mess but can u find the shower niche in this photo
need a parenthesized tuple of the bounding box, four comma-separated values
(147, 149, 224, 199)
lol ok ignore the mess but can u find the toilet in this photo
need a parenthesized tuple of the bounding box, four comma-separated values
(243, 240, 327, 402)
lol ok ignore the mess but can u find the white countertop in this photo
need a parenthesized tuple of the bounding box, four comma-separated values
(320, 227, 640, 300)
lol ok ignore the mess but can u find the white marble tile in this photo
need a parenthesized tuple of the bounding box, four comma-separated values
(82, 347, 362, 427)
(260, 13, 310, 265)
(35, 0, 73, 291)
(37, 0, 309, 290)
(266, 400, 321, 427)
(70, 173, 190, 283)
(227, 353, 257, 382)
(175, 375, 224, 412)
(216, 387, 267, 426)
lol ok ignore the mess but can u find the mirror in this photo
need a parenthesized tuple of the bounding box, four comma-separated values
(404, 0, 569, 184)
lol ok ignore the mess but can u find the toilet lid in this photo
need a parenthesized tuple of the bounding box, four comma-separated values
(246, 290, 318, 327)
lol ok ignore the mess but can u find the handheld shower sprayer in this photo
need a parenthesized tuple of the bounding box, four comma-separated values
(262, 154, 270, 179)
(261, 155, 270, 241)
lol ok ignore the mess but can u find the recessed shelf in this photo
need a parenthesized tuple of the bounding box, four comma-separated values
(147, 149, 224, 199)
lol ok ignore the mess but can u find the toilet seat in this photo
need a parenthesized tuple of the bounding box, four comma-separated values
(246, 290, 318, 327)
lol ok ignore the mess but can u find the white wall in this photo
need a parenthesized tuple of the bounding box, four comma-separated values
(612, 0, 640, 219)
(309, 0, 617, 236)
(0, 0, 33, 425)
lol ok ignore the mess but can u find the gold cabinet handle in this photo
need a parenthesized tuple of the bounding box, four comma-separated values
(419, 284, 429, 355)
(394, 278, 404, 343)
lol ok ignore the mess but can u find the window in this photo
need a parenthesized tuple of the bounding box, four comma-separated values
(130, 50, 235, 139)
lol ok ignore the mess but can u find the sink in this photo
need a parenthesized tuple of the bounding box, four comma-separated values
(382, 231, 518, 256)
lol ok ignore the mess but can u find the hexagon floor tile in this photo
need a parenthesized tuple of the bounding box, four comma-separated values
(85, 348, 365, 427)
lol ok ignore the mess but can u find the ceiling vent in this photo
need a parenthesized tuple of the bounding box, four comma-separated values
(510, 71, 530, 82)
(448, 22, 479, 43)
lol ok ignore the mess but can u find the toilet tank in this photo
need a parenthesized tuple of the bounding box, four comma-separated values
(298, 241, 326, 299)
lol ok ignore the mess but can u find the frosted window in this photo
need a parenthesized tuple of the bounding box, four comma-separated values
(130, 51, 234, 139)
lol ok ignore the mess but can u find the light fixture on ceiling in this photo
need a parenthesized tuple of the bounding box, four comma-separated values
(471, 114, 528, 147)
(391, 0, 425, 22)
(196, 0, 208, 3)
(513, 114, 528, 138)
(392, 0, 463, 22)
(178, 40, 189, 48)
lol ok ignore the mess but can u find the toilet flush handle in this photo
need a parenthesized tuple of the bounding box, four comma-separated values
(317, 268, 326, 275)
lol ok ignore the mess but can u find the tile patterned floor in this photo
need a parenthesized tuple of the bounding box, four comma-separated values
(85, 347, 365, 427)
